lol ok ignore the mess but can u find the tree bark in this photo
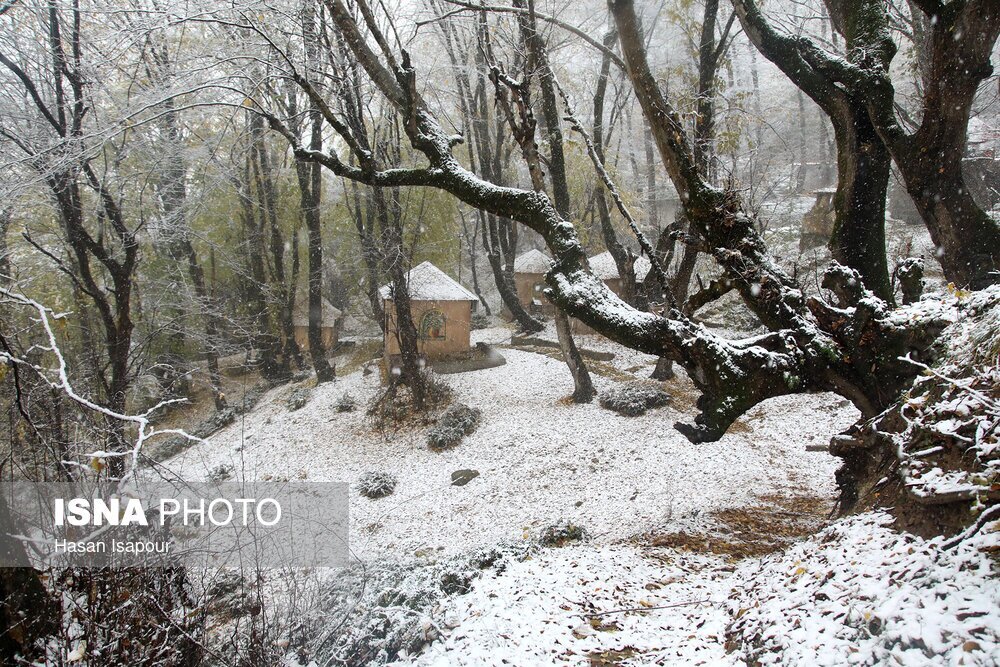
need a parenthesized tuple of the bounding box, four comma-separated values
(731, 0, 894, 302)
(298, 0, 336, 384)
(514, 0, 596, 402)
(861, 0, 1000, 289)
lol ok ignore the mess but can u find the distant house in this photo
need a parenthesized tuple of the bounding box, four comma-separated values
(573, 251, 652, 335)
(800, 187, 837, 252)
(292, 296, 342, 351)
(379, 261, 478, 361)
(513, 248, 554, 314)
(588, 250, 651, 296)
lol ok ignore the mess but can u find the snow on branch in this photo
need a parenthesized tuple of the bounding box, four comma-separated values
(0, 286, 205, 483)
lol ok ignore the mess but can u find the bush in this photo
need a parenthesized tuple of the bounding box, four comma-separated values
(539, 521, 588, 547)
(366, 371, 452, 431)
(287, 387, 310, 411)
(358, 471, 397, 499)
(308, 543, 533, 665)
(208, 463, 234, 483)
(599, 381, 671, 417)
(335, 392, 357, 413)
(427, 404, 482, 451)
(470, 311, 491, 330)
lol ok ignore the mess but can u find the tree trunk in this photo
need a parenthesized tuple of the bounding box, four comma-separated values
(252, 122, 303, 371)
(0, 209, 10, 283)
(377, 185, 426, 410)
(348, 178, 387, 330)
(828, 97, 894, 303)
(516, 0, 595, 402)
(442, 10, 544, 334)
(459, 210, 492, 315)
(865, 1, 1000, 289)
(296, 110, 335, 384)
(240, 133, 285, 381)
(159, 96, 227, 409)
(554, 309, 596, 402)
(482, 211, 543, 332)
(592, 29, 639, 307)
(731, 0, 894, 302)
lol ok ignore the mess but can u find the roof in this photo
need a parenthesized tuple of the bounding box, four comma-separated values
(292, 296, 342, 327)
(379, 261, 479, 302)
(588, 250, 651, 282)
(513, 248, 553, 274)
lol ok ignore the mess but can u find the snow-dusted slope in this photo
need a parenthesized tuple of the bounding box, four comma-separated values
(167, 334, 854, 560)
(401, 512, 999, 666)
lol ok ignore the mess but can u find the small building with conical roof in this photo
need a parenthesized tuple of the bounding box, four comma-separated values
(292, 295, 342, 351)
(587, 250, 651, 292)
(512, 248, 555, 315)
(379, 261, 479, 360)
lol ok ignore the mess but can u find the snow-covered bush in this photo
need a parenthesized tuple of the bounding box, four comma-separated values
(599, 381, 671, 417)
(539, 520, 588, 547)
(287, 387, 310, 411)
(470, 311, 491, 330)
(427, 404, 482, 451)
(336, 392, 357, 412)
(358, 471, 397, 499)
(307, 544, 532, 665)
(208, 463, 234, 483)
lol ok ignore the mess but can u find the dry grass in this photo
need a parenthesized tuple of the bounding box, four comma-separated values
(637, 494, 834, 560)
(336, 338, 383, 376)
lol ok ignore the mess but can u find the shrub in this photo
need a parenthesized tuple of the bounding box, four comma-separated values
(539, 521, 588, 547)
(358, 471, 397, 499)
(427, 404, 482, 451)
(308, 543, 533, 664)
(599, 381, 671, 417)
(335, 392, 357, 413)
(208, 463, 234, 483)
(366, 371, 452, 431)
(470, 311, 491, 330)
(287, 387, 310, 411)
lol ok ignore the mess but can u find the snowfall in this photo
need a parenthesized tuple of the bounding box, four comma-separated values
(166, 324, 1000, 666)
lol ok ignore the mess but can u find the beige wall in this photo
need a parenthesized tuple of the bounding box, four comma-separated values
(513, 272, 555, 314)
(384, 299, 472, 358)
(294, 326, 336, 351)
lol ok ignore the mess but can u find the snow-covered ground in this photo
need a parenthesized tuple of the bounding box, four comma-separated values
(406, 545, 738, 666)
(402, 512, 1000, 666)
(164, 327, 998, 666)
(167, 329, 852, 559)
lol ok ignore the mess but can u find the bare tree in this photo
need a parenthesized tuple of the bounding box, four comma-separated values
(0, 1, 143, 476)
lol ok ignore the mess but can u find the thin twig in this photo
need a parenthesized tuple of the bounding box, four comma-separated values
(551, 74, 671, 296)
(581, 599, 715, 617)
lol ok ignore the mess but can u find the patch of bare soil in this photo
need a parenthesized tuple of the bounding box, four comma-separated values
(587, 647, 638, 665)
(638, 494, 834, 560)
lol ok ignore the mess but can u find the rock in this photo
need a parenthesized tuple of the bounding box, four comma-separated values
(131, 374, 166, 414)
(451, 469, 479, 486)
